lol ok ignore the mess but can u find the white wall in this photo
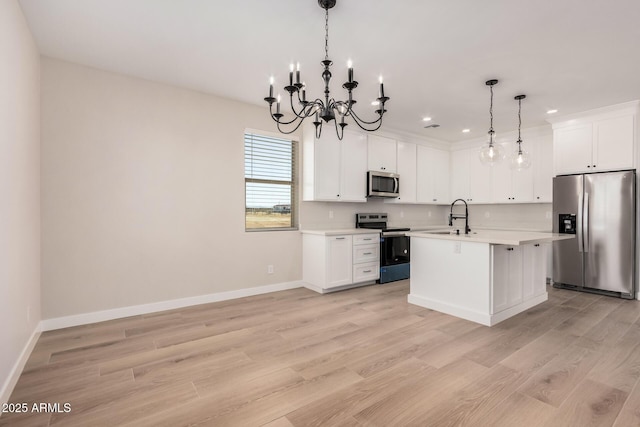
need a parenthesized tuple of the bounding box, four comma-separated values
(0, 0, 41, 404)
(41, 58, 302, 319)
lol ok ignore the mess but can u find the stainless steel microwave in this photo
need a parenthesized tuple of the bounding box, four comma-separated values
(367, 171, 400, 198)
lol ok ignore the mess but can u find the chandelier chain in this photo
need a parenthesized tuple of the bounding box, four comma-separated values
(324, 8, 329, 61)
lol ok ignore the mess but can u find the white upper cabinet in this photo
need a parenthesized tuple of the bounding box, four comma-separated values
(387, 141, 417, 204)
(416, 146, 450, 204)
(450, 147, 491, 204)
(593, 115, 634, 171)
(302, 126, 367, 202)
(533, 136, 553, 202)
(552, 105, 637, 175)
(554, 125, 594, 175)
(491, 143, 534, 203)
(367, 134, 397, 173)
(340, 131, 368, 201)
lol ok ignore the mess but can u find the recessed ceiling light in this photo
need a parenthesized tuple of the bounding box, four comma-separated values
(462, 129, 470, 133)
(422, 117, 432, 122)
(547, 109, 558, 114)
(371, 100, 380, 106)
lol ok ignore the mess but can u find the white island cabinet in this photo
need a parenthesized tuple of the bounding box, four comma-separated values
(406, 230, 572, 326)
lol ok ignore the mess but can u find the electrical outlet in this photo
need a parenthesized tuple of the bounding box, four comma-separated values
(428, 211, 432, 218)
(546, 211, 552, 219)
(267, 265, 274, 274)
(454, 241, 461, 254)
(484, 211, 490, 218)
(329, 210, 334, 219)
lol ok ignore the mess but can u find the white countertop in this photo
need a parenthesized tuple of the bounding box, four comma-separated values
(406, 229, 574, 246)
(300, 228, 381, 236)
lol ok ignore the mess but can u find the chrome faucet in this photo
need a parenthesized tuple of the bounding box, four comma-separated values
(449, 199, 471, 235)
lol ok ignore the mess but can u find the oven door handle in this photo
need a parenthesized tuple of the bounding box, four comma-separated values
(381, 232, 408, 237)
(394, 177, 399, 194)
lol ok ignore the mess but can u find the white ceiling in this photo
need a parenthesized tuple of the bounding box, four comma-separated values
(18, 0, 640, 142)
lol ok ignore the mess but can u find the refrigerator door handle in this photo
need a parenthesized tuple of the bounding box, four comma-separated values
(583, 192, 589, 253)
(577, 193, 584, 253)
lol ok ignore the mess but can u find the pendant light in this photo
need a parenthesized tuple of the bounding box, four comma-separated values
(479, 79, 503, 165)
(510, 94, 531, 170)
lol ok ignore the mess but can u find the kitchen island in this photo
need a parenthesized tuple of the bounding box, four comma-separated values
(406, 229, 573, 326)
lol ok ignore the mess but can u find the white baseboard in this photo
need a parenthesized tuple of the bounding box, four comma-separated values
(40, 281, 303, 331)
(407, 292, 548, 327)
(1, 325, 41, 407)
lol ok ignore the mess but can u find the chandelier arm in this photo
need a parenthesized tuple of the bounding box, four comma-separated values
(348, 108, 384, 126)
(348, 110, 384, 132)
(268, 104, 302, 126)
(332, 117, 345, 141)
(275, 116, 306, 135)
(288, 95, 315, 119)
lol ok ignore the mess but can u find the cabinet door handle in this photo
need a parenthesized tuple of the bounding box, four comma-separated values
(335, 237, 346, 240)
(363, 252, 372, 255)
(593, 165, 596, 168)
(363, 238, 372, 241)
(534, 243, 540, 247)
(587, 165, 591, 168)
(363, 269, 372, 273)
(507, 247, 514, 251)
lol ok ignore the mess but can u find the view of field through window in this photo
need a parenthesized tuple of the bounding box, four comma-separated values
(244, 132, 296, 230)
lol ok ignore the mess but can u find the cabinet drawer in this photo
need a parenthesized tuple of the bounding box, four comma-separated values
(353, 262, 379, 283)
(353, 244, 379, 263)
(353, 233, 379, 245)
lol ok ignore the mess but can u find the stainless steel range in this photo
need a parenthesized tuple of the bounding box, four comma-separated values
(355, 213, 410, 284)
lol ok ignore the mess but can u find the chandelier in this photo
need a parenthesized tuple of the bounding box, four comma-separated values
(263, 0, 390, 140)
(479, 79, 503, 165)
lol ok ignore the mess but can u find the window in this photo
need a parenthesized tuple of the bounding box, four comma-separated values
(244, 131, 297, 231)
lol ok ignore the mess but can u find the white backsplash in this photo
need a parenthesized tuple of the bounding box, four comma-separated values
(299, 199, 449, 230)
(466, 203, 553, 231)
(300, 199, 553, 232)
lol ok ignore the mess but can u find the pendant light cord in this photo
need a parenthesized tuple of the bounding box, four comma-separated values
(489, 84, 494, 133)
(517, 97, 522, 143)
(488, 83, 495, 145)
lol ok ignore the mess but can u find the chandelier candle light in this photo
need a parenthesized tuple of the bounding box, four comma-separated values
(264, 0, 390, 140)
(479, 79, 503, 165)
(510, 94, 531, 170)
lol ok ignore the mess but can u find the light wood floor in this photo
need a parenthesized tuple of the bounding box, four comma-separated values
(3, 281, 640, 427)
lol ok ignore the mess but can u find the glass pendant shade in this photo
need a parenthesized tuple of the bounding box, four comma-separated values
(479, 129, 503, 165)
(479, 142, 504, 165)
(510, 146, 531, 170)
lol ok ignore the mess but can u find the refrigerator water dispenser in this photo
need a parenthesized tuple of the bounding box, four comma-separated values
(558, 214, 576, 234)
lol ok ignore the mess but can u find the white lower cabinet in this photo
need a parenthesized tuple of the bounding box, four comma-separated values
(492, 245, 523, 314)
(303, 233, 380, 293)
(492, 243, 548, 314)
(523, 243, 548, 299)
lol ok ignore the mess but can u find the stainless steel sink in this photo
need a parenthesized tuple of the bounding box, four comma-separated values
(422, 230, 477, 235)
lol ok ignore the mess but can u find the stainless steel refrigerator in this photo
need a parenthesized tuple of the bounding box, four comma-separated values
(552, 170, 636, 299)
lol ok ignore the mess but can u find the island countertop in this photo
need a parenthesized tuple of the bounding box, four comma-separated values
(406, 229, 574, 246)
